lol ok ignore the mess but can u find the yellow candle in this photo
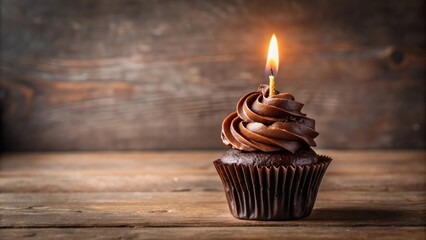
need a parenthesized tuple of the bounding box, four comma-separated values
(265, 34, 279, 97)
(269, 75, 275, 96)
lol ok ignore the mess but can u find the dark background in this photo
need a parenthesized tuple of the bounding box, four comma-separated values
(0, 0, 424, 151)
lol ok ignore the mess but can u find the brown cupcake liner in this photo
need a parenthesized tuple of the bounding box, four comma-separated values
(214, 155, 332, 220)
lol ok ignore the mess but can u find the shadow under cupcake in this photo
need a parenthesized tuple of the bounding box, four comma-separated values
(214, 85, 332, 221)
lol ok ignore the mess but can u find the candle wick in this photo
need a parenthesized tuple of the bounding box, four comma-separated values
(270, 68, 274, 76)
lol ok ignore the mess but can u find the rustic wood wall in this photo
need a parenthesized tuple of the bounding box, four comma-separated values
(1, 0, 425, 151)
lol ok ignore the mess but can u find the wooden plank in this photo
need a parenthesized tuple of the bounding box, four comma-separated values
(0, 172, 424, 193)
(1, 150, 424, 172)
(1, 227, 425, 240)
(1, 0, 425, 151)
(0, 191, 424, 228)
(0, 151, 424, 192)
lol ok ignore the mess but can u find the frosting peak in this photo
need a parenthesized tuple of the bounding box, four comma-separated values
(221, 84, 318, 153)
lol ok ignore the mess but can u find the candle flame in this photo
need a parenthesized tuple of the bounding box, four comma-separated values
(266, 34, 279, 76)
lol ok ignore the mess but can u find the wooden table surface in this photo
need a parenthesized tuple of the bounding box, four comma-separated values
(0, 150, 425, 239)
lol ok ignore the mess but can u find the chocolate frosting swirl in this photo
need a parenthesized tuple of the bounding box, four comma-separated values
(221, 84, 318, 153)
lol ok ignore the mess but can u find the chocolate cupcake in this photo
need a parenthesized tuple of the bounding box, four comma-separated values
(214, 84, 331, 220)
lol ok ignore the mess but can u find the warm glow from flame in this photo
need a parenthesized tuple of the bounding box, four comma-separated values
(266, 34, 279, 76)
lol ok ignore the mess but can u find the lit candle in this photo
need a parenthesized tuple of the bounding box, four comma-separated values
(266, 34, 279, 97)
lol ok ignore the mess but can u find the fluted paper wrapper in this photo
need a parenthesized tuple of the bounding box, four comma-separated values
(214, 155, 332, 220)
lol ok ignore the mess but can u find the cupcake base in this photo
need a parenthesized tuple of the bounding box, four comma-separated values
(214, 155, 332, 220)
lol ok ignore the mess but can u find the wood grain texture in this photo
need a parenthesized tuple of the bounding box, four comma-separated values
(0, 150, 425, 193)
(1, 0, 425, 151)
(0, 150, 425, 240)
(1, 227, 425, 240)
(1, 191, 424, 228)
